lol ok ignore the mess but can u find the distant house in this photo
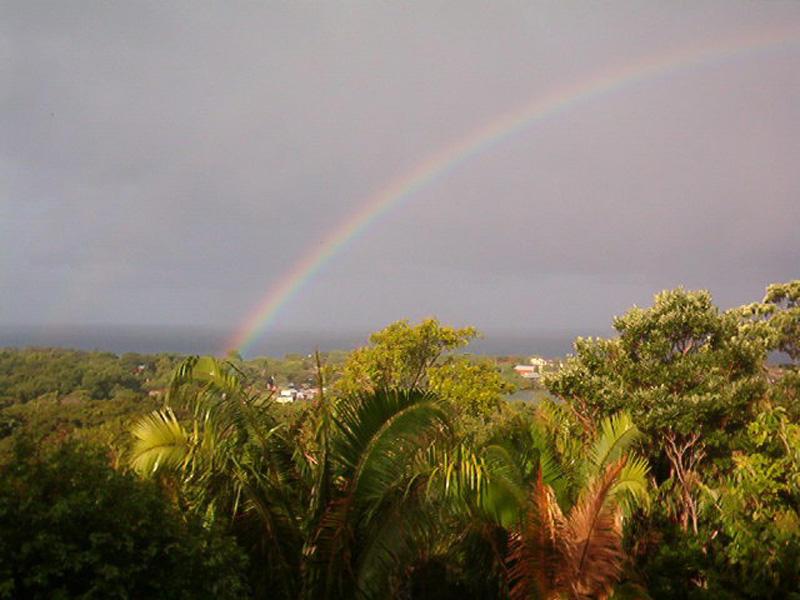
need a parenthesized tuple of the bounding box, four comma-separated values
(514, 357, 553, 379)
(514, 365, 540, 379)
(276, 388, 298, 404)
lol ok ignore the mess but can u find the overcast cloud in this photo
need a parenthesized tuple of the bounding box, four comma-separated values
(2, 2, 799, 348)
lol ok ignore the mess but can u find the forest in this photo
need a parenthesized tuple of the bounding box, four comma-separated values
(1, 281, 799, 599)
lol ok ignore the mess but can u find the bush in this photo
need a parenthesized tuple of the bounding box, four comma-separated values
(0, 439, 248, 599)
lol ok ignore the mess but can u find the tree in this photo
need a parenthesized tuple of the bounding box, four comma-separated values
(429, 358, 515, 419)
(737, 281, 800, 415)
(0, 438, 246, 599)
(130, 356, 304, 598)
(763, 281, 800, 363)
(335, 319, 478, 395)
(130, 356, 454, 599)
(545, 287, 766, 533)
(706, 404, 800, 598)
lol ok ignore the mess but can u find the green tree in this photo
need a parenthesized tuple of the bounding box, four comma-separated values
(545, 288, 766, 532)
(130, 356, 303, 598)
(335, 319, 478, 395)
(763, 281, 800, 363)
(429, 358, 515, 419)
(705, 404, 800, 598)
(0, 438, 246, 599)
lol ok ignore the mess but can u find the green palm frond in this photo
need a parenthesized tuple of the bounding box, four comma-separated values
(169, 356, 262, 423)
(423, 443, 499, 524)
(356, 502, 435, 599)
(349, 393, 449, 514)
(130, 408, 190, 475)
(333, 388, 444, 471)
(611, 454, 651, 515)
(588, 411, 643, 475)
(479, 444, 530, 526)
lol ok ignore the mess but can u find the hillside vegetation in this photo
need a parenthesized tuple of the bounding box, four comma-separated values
(0, 281, 798, 599)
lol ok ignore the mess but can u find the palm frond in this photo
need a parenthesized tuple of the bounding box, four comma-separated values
(355, 501, 435, 599)
(610, 454, 651, 515)
(562, 459, 627, 600)
(588, 412, 643, 474)
(129, 408, 190, 475)
(507, 468, 564, 600)
(351, 396, 449, 514)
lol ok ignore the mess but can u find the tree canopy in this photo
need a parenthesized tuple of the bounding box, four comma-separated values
(0, 438, 246, 599)
(4, 281, 800, 599)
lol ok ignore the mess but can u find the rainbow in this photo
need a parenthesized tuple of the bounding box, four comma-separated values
(225, 27, 800, 356)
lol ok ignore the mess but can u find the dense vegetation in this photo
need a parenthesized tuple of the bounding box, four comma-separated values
(1, 281, 798, 598)
(0, 439, 247, 598)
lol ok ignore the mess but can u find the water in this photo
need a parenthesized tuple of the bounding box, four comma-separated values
(0, 324, 588, 359)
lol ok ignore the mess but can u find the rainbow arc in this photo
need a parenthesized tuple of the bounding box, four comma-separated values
(225, 28, 800, 356)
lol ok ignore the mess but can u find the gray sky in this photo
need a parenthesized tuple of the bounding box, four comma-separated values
(2, 2, 799, 345)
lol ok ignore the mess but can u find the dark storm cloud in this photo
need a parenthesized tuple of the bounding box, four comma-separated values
(2, 2, 799, 335)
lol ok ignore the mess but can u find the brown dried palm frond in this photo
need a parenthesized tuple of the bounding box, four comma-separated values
(508, 459, 628, 600)
(561, 458, 626, 600)
(507, 468, 564, 600)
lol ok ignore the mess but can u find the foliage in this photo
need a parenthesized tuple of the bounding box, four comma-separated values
(0, 348, 180, 404)
(406, 406, 650, 600)
(544, 287, 769, 534)
(544, 283, 800, 598)
(335, 318, 478, 395)
(130, 356, 303, 597)
(129, 351, 651, 599)
(762, 281, 800, 362)
(703, 404, 800, 598)
(0, 438, 246, 599)
(546, 288, 765, 448)
(6, 282, 800, 599)
(0, 348, 180, 458)
(334, 318, 517, 419)
(429, 358, 515, 419)
(130, 356, 457, 599)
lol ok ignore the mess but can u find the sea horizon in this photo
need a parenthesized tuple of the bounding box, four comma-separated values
(0, 323, 610, 359)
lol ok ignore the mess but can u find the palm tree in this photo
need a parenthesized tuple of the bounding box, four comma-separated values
(130, 357, 453, 600)
(130, 356, 649, 600)
(506, 411, 650, 600)
(130, 356, 304, 598)
(302, 386, 452, 599)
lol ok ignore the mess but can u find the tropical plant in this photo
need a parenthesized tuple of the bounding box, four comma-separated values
(0, 437, 246, 599)
(130, 356, 457, 599)
(506, 411, 650, 600)
(408, 409, 650, 599)
(130, 356, 304, 598)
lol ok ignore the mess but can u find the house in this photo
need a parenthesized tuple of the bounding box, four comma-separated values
(275, 388, 298, 404)
(514, 357, 553, 379)
(514, 365, 540, 379)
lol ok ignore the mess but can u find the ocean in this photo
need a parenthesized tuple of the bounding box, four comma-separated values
(0, 324, 598, 359)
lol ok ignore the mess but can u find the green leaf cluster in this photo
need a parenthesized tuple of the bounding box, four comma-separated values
(0, 438, 246, 599)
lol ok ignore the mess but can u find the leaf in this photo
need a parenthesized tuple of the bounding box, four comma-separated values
(129, 408, 190, 475)
(562, 460, 627, 600)
(589, 412, 643, 474)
